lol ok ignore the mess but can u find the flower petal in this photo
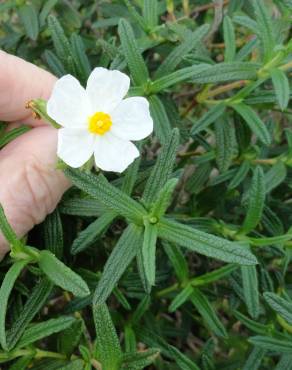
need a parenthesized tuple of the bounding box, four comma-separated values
(111, 97, 153, 140)
(93, 133, 139, 173)
(47, 75, 91, 128)
(86, 67, 130, 113)
(58, 128, 94, 168)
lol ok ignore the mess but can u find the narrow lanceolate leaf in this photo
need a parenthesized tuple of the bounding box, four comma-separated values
(228, 161, 250, 189)
(70, 33, 91, 83)
(233, 311, 270, 335)
(0, 204, 23, 250)
(7, 278, 53, 350)
(124, 0, 148, 32)
(17, 317, 75, 348)
(231, 103, 271, 145)
(118, 19, 149, 86)
(275, 355, 292, 370)
(94, 224, 143, 304)
(215, 119, 237, 173)
(142, 221, 158, 287)
(253, 0, 275, 60)
(249, 336, 292, 354)
(190, 264, 238, 287)
(121, 348, 160, 369)
(223, 16, 236, 62)
(48, 15, 72, 65)
(64, 169, 147, 224)
(155, 24, 210, 78)
(93, 304, 122, 370)
(17, 4, 39, 40)
(271, 69, 290, 111)
(150, 178, 178, 219)
(242, 347, 266, 370)
(142, 128, 179, 206)
(158, 218, 257, 265)
(191, 289, 227, 337)
(264, 292, 292, 325)
(162, 242, 189, 283)
(71, 211, 116, 255)
(38, 251, 90, 298)
(0, 261, 28, 350)
(142, 0, 158, 29)
(264, 161, 287, 194)
(150, 64, 209, 93)
(43, 209, 63, 258)
(241, 166, 265, 234)
(241, 265, 260, 319)
(168, 345, 201, 370)
(190, 104, 226, 136)
(169, 285, 194, 312)
(0, 126, 31, 149)
(149, 95, 172, 144)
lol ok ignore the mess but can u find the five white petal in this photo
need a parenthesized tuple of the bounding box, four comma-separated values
(47, 67, 153, 172)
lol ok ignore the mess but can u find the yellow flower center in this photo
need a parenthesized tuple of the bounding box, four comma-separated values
(88, 112, 112, 135)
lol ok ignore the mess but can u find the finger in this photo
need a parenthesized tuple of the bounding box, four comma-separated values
(0, 50, 57, 126)
(0, 126, 70, 254)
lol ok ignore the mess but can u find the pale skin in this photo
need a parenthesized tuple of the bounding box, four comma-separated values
(0, 50, 70, 260)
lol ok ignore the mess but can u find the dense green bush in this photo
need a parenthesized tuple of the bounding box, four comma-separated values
(1, 0, 292, 368)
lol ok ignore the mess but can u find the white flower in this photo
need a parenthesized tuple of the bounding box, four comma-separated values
(47, 67, 153, 172)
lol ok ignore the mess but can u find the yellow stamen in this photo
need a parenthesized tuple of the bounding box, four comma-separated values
(88, 112, 112, 135)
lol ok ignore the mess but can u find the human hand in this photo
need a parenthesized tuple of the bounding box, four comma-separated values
(0, 51, 70, 260)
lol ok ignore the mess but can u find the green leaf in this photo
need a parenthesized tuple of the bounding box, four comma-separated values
(39, 0, 58, 27)
(169, 285, 194, 312)
(233, 310, 270, 335)
(121, 348, 160, 369)
(64, 169, 147, 224)
(43, 209, 63, 258)
(264, 161, 287, 194)
(60, 198, 105, 217)
(158, 218, 257, 265)
(249, 233, 292, 247)
(70, 34, 91, 83)
(131, 295, 151, 325)
(155, 24, 210, 78)
(9, 355, 34, 370)
(271, 69, 290, 111)
(38, 251, 90, 298)
(190, 104, 226, 136)
(191, 289, 228, 337)
(264, 292, 292, 325)
(241, 166, 265, 234)
(93, 303, 122, 370)
(253, 0, 275, 61)
(93, 224, 143, 304)
(0, 126, 31, 149)
(275, 355, 292, 370)
(168, 345, 201, 370)
(17, 4, 39, 40)
(124, 0, 148, 32)
(58, 319, 83, 357)
(162, 242, 189, 283)
(71, 211, 116, 255)
(17, 317, 75, 348)
(118, 19, 149, 85)
(0, 204, 23, 251)
(231, 103, 271, 145)
(6, 278, 53, 350)
(142, 220, 158, 287)
(241, 265, 260, 319)
(0, 261, 28, 350)
(223, 16, 236, 62)
(142, 0, 158, 29)
(242, 347, 266, 370)
(48, 15, 72, 67)
(228, 161, 250, 189)
(150, 178, 178, 219)
(186, 163, 212, 194)
(249, 336, 292, 353)
(43, 50, 66, 77)
(148, 95, 172, 144)
(150, 64, 209, 93)
(215, 119, 237, 173)
(190, 264, 238, 287)
(142, 128, 179, 206)
(121, 156, 141, 196)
